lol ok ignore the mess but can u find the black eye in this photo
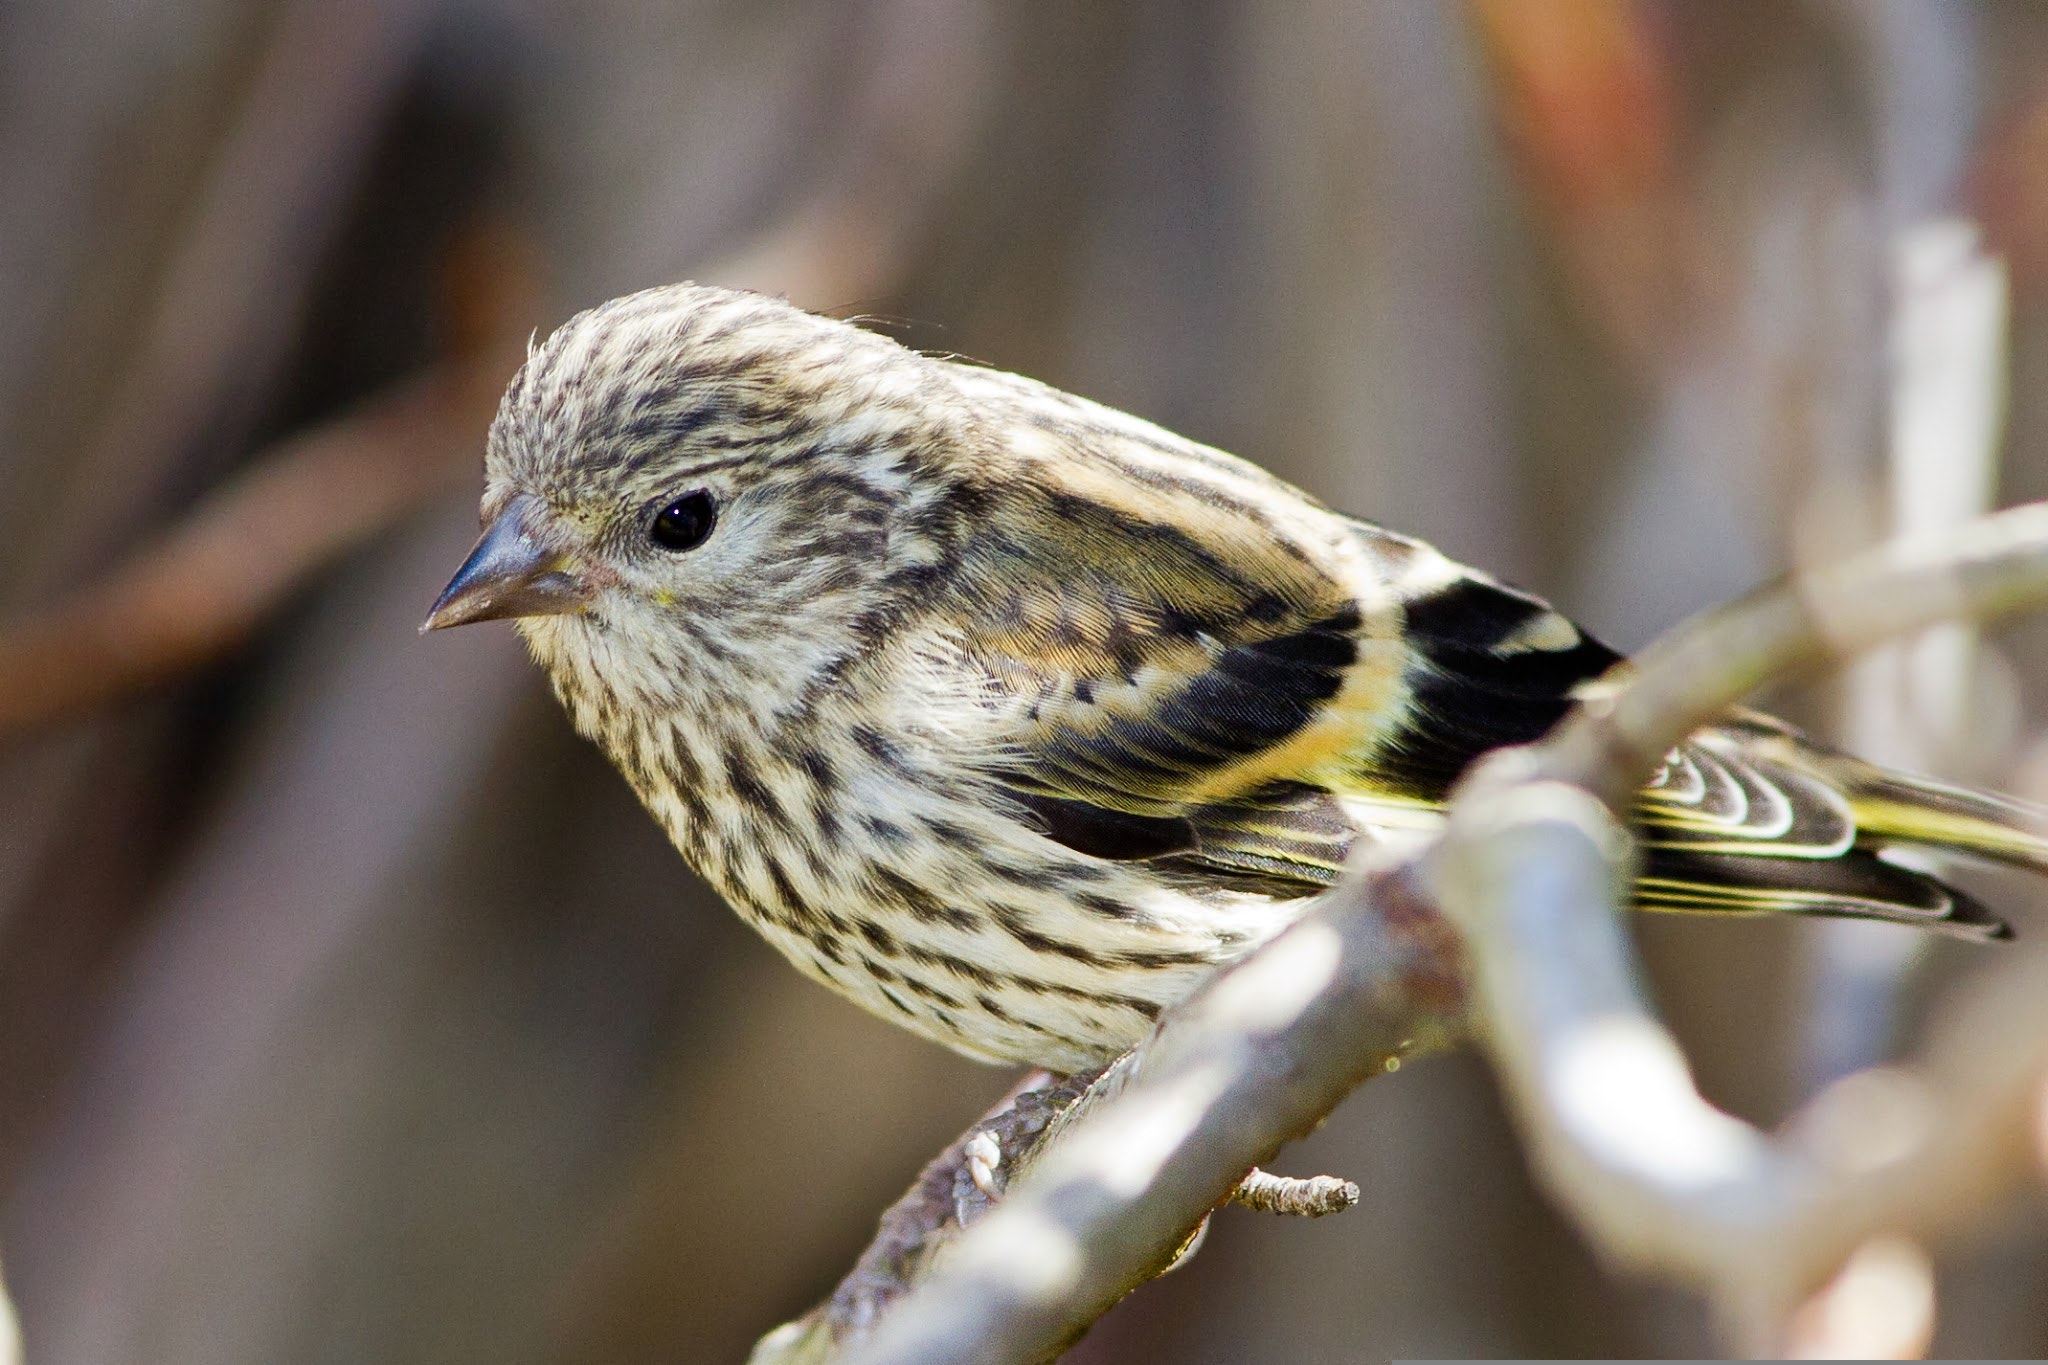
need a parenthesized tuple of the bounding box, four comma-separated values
(649, 491, 716, 552)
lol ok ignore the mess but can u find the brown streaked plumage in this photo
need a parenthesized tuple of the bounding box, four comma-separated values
(425, 282, 2046, 1071)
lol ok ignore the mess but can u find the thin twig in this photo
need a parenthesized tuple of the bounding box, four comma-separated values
(752, 1091, 1364, 1362)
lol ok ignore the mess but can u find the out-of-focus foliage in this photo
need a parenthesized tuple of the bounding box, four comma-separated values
(5, 2, 2048, 1361)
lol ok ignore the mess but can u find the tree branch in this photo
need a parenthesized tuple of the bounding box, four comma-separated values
(1444, 500, 2048, 1350)
(1535, 501, 2048, 805)
(750, 1071, 1088, 1365)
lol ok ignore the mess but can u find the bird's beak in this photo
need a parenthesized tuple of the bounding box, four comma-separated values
(421, 494, 591, 633)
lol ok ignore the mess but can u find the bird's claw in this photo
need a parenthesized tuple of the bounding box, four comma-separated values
(964, 1129, 1003, 1200)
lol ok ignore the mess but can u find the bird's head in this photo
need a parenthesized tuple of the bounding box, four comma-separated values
(424, 283, 962, 723)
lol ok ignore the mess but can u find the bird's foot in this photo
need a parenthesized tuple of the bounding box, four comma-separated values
(963, 1129, 1004, 1201)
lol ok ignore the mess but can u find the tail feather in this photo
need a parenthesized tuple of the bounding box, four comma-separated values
(1639, 845, 2013, 942)
(1630, 718, 2042, 941)
(1838, 764, 2048, 876)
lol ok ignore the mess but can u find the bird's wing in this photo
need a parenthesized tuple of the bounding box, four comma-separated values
(953, 506, 2022, 935)
(949, 501, 1665, 882)
(934, 478, 1404, 892)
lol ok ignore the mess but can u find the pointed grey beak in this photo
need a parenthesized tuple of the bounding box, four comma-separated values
(421, 494, 591, 633)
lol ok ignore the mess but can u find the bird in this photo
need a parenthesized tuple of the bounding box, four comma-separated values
(424, 281, 2046, 1074)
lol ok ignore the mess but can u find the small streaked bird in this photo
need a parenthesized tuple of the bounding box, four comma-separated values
(425, 283, 2046, 1073)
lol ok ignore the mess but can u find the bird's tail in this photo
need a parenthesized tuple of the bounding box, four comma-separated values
(1632, 721, 2044, 942)
(1835, 760, 2048, 877)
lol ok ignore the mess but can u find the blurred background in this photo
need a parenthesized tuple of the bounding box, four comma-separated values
(5, 0, 2048, 1359)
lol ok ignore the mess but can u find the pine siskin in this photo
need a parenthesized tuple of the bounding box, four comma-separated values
(425, 283, 2045, 1072)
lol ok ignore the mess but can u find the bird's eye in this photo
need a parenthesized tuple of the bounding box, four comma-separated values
(649, 491, 717, 552)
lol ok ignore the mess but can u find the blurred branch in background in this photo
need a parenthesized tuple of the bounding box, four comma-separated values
(1467, 0, 1699, 369)
(1801, 0, 2011, 1098)
(0, 0, 449, 1030)
(0, 4, 463, 1337)
(1807, 221, 2012, 1091)
(9, 0, 437, 589)
(0, 240, 530, 739)
(0, 1264, 15, 1365)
